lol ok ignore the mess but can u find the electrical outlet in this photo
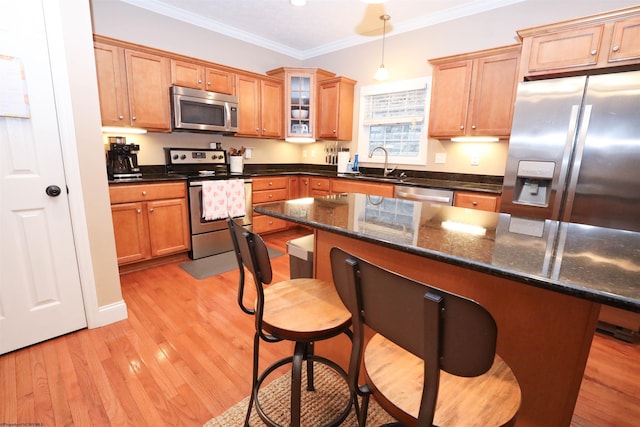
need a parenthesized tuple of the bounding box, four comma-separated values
(435, 153, 446, 164)
(244, 147, 252, 159)
(471, 153, 480, 166)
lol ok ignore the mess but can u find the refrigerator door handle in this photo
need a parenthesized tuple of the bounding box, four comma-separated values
(551, 105, 582, 219)
(561, 104, 593, 222)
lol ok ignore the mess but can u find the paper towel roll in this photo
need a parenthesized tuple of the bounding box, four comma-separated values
(337, 151, 350, 173)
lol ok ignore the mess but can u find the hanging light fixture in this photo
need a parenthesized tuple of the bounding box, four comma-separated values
(374, 14, 390, 81)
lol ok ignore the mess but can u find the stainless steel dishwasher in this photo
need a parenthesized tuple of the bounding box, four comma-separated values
(394, 186, 454, 205)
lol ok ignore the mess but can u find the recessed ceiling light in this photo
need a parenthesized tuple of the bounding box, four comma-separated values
(290, 0, 308, 6)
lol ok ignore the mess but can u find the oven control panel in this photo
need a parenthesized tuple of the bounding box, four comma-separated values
(166, 148, 226, 165)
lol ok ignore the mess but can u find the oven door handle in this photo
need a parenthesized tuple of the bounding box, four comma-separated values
(189, 178, 252, 187)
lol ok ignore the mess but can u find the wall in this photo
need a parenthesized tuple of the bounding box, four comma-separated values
(91, 0, 639, 177)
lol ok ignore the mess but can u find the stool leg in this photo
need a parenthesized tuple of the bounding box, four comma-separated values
(290, 341, 305, 427)
(306, 341, 315, 391)
(358, 394, 370, 427)
(244, 333, 260, 427)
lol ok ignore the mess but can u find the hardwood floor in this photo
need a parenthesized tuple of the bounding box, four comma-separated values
(1, 228, 638, 426)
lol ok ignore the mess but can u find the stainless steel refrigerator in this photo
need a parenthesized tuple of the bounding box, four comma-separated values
(501, 70, 640, 233)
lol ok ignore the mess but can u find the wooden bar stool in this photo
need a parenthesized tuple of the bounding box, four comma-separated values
(330, 247, 521, 427)
(227, 218, 354, 427)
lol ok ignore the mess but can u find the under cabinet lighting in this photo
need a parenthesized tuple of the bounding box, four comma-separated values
(441, 221, 487, 236)
(286, 136, 316, 143)
(101, 126, 147, 134)
(450, 136, 499, 143)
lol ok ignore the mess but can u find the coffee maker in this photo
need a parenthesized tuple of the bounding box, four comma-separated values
(107, 140, 142, 179)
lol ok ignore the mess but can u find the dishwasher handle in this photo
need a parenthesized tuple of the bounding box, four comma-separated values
(394, 188, 454, 205)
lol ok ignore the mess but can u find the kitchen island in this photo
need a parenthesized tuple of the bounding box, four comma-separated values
(255, 193, 640, 427)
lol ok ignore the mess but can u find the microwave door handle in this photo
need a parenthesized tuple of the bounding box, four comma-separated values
(225, 102, 231, 131)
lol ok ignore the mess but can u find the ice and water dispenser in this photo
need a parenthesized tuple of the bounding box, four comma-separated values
(513, 160, 556, 207)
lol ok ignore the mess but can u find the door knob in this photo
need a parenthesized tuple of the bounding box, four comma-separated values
(45, 185, 62, 197)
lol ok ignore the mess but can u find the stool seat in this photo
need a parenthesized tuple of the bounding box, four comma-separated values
(365, 333, 521, 426)
(262, 278, 352, 341)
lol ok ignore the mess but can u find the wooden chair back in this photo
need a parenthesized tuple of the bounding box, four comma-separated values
(330, 247, 498, 426)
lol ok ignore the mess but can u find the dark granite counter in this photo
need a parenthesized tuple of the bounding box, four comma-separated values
(108, 163, 503, 194)
(255, 193, 640, 312)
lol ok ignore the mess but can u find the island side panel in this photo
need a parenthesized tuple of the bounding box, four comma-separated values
(314, 229, 600, 427)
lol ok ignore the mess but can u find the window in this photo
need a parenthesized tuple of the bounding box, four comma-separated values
(357, 77, 431, 166)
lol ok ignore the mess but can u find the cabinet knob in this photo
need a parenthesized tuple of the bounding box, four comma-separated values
(269, 181, 273, 186)
(198, 79, 202, 84)
(263, 128, 267, 132)
(118, 115, 124, 120)
(207, 81, 211, 86)
(132, 116, 136, 121)
(333, 129, 337, 134)
(471, 125, 477, 130)
(256, 127, 260, 132)
(459, 125, 464, 130)
(612, 45, 620, 52)
(590, 49, 597, 55)
(142, 191, 147, 196)
(149, 208, 154, 212)
(137, 209, 142, 214)
(268, 220, 273, 225)
(472, 201, 478, 206)
(269, 194, 273, 198)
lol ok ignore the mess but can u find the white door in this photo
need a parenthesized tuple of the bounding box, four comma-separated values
(0, 0, 87, 354)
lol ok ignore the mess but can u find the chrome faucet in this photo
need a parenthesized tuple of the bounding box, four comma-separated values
(368, 146, 396, 177)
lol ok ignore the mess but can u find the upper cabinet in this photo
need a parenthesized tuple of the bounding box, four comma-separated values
(94, 38, 171, 131)
(518, 6, 640, 78)
(267, 68, 356, 142)
(428, 45, 520, 139)
(317, 77, 357, 140)
(235, 73, 283, 139)
(170, 59, 235, 95)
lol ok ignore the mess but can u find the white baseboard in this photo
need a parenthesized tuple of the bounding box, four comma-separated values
(89, 300, 128, 328)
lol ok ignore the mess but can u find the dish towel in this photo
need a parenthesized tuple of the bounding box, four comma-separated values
(202, 179, 246, 221)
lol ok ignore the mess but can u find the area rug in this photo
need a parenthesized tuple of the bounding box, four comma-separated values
(179, 247, 283, 280)
(204, 363, 396, 426)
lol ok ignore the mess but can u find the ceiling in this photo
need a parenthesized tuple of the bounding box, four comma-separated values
(120, 0, 526, 59)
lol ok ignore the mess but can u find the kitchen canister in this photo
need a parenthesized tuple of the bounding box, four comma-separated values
(230, 156, 243, 173)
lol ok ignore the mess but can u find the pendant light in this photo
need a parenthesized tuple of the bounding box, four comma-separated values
(374, 14, 390, 81)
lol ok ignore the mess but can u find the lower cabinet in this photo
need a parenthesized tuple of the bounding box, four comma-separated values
(330, 178, 394, 197)
(252, 176, 290, 234)
(454, 191, 501, 212)
(109, 182, 190, 265)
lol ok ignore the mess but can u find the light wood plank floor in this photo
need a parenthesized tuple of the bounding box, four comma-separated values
(1, 228, 638, 426)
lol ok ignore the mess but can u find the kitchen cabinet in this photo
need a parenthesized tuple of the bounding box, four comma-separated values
(252, 176, 290, 234)
(94, 39, 171, 131)
(518, 7, 640, 78)
(236, 74, 283, 138)
(109, 182, 189, 265)
(428, 45, 520, 139)
(170, 59, 235, 95)
(454, 191, 501, 212)
(266, 67, 336, 141)
(288, 176, 300, 200)
(317, 77, 357, 140)
(309, 177, 332, 196)
(331, 178, 394, 198)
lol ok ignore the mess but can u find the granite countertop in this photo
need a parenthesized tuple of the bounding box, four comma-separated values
(108, 164, 503, 194)
(255, 193, 640, 312)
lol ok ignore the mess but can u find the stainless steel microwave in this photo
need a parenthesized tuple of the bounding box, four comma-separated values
(170, 86, 238, 133)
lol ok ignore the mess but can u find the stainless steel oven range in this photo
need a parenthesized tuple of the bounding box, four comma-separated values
(165, 148, 252, 259)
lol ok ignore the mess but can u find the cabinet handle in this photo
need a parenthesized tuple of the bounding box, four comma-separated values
(333, 129, 337, 134)
(137, 209, 142, 214)
(142, 191, 147, 196)
(256, 127, 260, 132)
(198, 79, 202, 84)
(472, 201, 478, 206)
(269, 181, 273, 186)
(590, 49, 597, 55)
(269, 194, 273, 198)
(118, 115, 124, 119)
(471, 125, 477, 130)
(612, 45, 620, 52)
(149, 208, 154, 213)
(263, 128, 266, 132)
(268, 220, 273, 225)
(459, 125, 464, 130)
